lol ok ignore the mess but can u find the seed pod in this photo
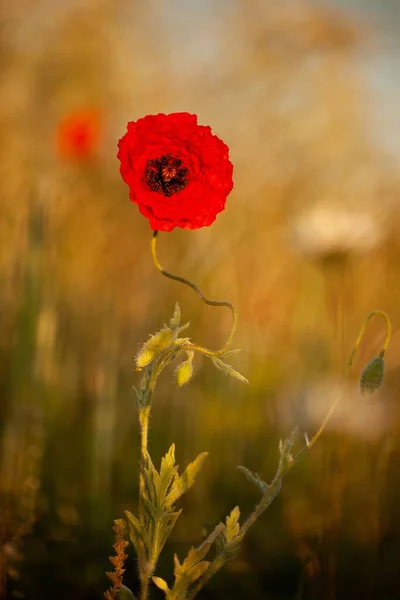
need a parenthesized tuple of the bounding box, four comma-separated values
(136, 328, 174, 369)
(360, 355, 385, 395)
(175, 351, 194, 386)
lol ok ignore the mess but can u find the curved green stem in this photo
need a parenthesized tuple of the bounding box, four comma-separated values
(151, 231, 237, 355)
(347, 309, 391, 366)
(291, 309, 392, 467)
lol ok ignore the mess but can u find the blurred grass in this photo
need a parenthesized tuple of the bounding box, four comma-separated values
(1, 1, 400, 599)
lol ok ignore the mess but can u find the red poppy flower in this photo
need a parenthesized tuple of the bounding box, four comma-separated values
(117, 112, 233, 232)
(56, 109, 101, 161)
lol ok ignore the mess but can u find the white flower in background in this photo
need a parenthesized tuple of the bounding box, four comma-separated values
(290, 204, 383, 259)
(277, 378, 394, 441)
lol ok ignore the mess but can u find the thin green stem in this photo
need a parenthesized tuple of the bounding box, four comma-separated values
(138, 404, 151, 600)
(151, 231, 237, 355)
(136, 354, 180, 600)
(190, 308, 393, 599)
(138, 406, 150, 523)
(291, 309, 392, 467)
(240, 472, 283, 539)
(187, 557, 225, 600)
(347, 309, 391, 366)
(140, 571, 150, 600)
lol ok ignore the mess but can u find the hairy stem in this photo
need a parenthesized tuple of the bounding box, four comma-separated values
(140, 571, 150, 600)
(187, 557, 225, 600)
(138, 404, 150, 600)
(240, 472, 283, 538)
(138, 406, 150, 523)
(151, 231, 237, 355)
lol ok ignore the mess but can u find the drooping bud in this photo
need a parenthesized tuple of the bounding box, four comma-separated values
(360, 355, 385, 395)
(136, 328, 174, 369)
(175, 351, 194, 386)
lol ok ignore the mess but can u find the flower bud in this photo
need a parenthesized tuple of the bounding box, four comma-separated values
(360, 355, 385, 395)
(175, 351, 194, 386)
(136, 328, 174, 369)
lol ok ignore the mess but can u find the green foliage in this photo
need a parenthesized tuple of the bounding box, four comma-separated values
(237, 466, 269, 494)
(125, 444, 208, 583)
(134, 305, 248, 394)
(166, 451, 208, 507)
(211, 356, 249, 384)
(113, 303, 394, 599)
(217, 507, 243, 561)
(278, 427, 299, 471)
(153, 524, 224, 599)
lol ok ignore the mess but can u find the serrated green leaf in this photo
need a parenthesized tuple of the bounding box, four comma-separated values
(125, 510, 151, 553)
(142, 494, 157, 522)
(225, 507, 240, 543)
(142, 467, 158, 507)
(152, 576, 170, 594)
(169, 523, 224, 598)
(169, 303, 181, 329)
(173, 554, 181, 578)
(186, 561, 210, 582)
(142, 450, 160, 507)
(238, 466, 269, 494)
(158, 510, 182, 552)
(170, 549, 211, 597)
(215, 507, 243, 562)
(175, 522, 223, 576)
(161, 444, 176, 473)
(158, 444, 179, 502)
(125, 510, 141, 534)
(181, 547, 209, 572)
(211, 357, 249, 384)
(167, 452, 208, 507)
(119, 585, 136, 600)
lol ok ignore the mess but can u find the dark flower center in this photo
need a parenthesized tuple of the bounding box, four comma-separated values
(145, 154, 189, 197)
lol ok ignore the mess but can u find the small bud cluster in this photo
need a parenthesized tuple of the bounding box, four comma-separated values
(134, 303, 248, 395)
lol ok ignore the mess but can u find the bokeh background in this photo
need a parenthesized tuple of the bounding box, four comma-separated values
(1, 0, 400, 598)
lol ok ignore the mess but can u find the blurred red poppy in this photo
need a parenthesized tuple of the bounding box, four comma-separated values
(117, 112, 234, 231)
(56, 109, 101, 161)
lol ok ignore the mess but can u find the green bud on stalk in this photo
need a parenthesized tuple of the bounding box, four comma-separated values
(175, 351, 194, 386)
(136, 328, 174, 369)
(360, 355, 385, 395)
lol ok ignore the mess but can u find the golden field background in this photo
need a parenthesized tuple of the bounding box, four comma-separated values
(1, 1, 400, 598)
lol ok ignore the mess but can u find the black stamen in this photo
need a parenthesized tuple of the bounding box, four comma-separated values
(145, 154, 189, 197)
